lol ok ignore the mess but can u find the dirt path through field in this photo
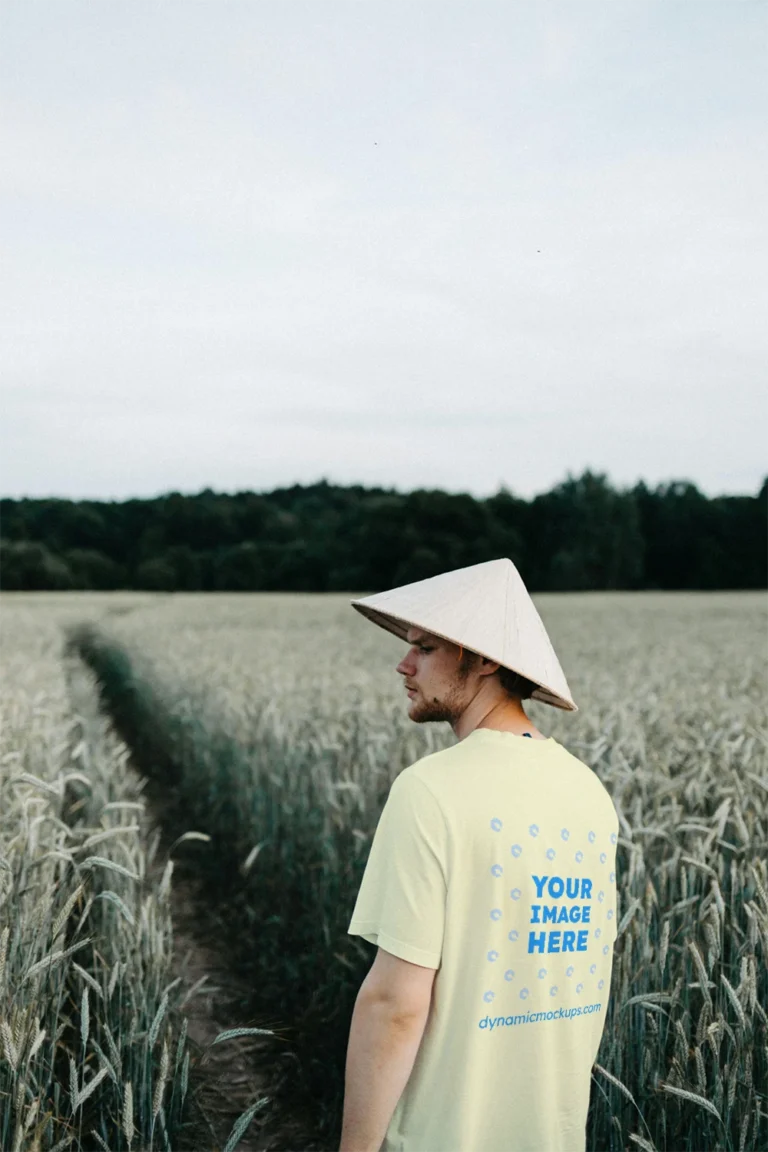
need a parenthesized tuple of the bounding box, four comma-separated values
(63, 648, 293, 1152)
(167, 868, 279, 1152)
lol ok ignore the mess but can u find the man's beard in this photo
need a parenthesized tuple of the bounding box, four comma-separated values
(409, 684, 466, 725)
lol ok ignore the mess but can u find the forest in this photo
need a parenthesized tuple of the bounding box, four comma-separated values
(1, 469, 766, 592)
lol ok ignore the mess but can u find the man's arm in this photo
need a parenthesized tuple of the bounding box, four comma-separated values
(339, 948, 437, 1152)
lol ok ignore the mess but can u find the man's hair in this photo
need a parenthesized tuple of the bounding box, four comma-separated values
(457, 647, 537, 700)
(496, 664, 538, 701)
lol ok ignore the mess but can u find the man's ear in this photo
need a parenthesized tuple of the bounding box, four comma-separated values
(477, 657, 501, 677)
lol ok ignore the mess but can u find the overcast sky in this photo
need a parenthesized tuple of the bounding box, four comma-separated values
(2, 2, 766, 503)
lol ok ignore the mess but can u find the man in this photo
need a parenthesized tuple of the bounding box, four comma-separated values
(340, 558, 619, 1152)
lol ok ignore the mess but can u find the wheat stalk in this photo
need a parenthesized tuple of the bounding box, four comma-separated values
(122, 1080, 134, 1149)
(659, 1082, 722, 1120)
(153, 1039, 170, 1121)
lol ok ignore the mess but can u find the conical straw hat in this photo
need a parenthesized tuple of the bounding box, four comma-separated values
(350, 557, 577, 712)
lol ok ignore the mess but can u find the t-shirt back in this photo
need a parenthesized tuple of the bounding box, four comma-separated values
(347, 727, 620, 1152)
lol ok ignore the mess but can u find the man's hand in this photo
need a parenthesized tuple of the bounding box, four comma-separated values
(339, 948, 436, 1152)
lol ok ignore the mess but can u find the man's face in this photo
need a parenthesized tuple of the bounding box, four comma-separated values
(395, 627, 475, 725)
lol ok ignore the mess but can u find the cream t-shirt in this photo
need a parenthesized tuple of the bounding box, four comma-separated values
(347, 728, 619, 1152)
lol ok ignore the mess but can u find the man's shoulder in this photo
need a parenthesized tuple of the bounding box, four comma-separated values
(397, 737, 477, 793)
(400, 735, 616, 810)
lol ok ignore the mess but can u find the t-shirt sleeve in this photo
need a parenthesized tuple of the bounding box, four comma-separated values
(347, 770, 448, 969)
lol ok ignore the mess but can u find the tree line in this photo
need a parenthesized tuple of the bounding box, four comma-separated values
(1, 470, 765, 592)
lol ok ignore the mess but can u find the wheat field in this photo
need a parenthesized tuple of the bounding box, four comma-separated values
(2, 590, 766, 1150)
(0, 596, 270, 1151)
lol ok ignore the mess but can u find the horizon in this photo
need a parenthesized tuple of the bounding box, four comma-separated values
(2, 467, 766, 506)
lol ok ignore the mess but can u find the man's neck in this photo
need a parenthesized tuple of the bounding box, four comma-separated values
(453, 694, 543, 742)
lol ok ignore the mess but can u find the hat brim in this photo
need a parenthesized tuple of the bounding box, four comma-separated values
(351, 601, 578, 713)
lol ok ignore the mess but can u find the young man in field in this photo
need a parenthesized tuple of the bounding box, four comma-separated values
(340, 558, 619, 1152)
